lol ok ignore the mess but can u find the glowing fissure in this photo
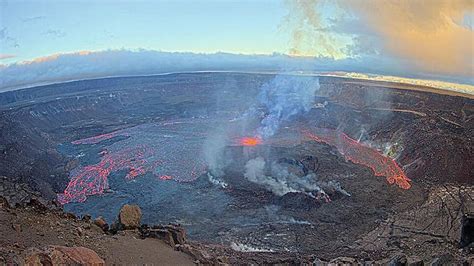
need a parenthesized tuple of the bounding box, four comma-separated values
(304, 128, 411, 189)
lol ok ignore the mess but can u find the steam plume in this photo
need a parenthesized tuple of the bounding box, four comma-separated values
(203, 129, 228, 177)
(244, 157, 299, 196)
(256, 75, 320, 139)
(282, 0, 348, 59)
(243, 157, 350, 198)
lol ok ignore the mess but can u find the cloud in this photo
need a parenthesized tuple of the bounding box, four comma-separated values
(0, 54, 16, 60)
(346, 0, 474, 77)
(282, 0, 474, 78)
(0, 50, 293, 90)
(0, 49, 472, 94)
(0, 27, 20, 48)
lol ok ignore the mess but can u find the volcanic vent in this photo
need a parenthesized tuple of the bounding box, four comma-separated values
(56, 73, 421, 255)
(2, 73, 471, 261)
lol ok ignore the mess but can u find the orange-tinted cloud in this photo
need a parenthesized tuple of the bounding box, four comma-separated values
(284, 0, 474, 77)
(20, 50, 93, 64)
(346, 0, 473, 77)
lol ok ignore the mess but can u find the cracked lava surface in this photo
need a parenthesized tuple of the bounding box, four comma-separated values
(59, 120, 410, 204)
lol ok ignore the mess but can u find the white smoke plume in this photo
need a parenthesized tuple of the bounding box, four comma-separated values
(243, 157, 349, 199)
(244, 157, 299, 196)
(270, 162, 321, 193)
(203, 129, 228, 178)
(318, 180, 351, 197)
(230, 242, 274, 253)
(256, 75, 320, 139)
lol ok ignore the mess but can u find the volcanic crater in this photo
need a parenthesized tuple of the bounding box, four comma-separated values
(0, 72, 472, 262)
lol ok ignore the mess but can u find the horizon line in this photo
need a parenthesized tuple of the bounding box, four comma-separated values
(2, 70, 473, 99)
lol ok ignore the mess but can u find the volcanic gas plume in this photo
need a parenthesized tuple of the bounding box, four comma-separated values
(233, 73, 410, 196)
(255, 75, 320, 139)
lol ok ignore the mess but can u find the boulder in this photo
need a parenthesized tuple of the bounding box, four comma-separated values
(118, 204, 142, 229)
(49, 246, 104, 265)
(25, 246, 104, 265)
(93, 216, 109, 232)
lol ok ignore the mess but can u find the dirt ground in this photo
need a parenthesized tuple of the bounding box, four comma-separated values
(0, 200, 194, 265)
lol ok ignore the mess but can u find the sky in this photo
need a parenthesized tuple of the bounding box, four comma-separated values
(0, 0, 289, 60)
(0, 0, 473, 90)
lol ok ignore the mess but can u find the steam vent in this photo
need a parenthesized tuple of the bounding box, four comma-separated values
(1, 72, 472, 264)
(1, 1, 473, 263)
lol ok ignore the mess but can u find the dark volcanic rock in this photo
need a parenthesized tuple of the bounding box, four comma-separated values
(406, 256, 424, 266)
(140, 224, 187, 247)
(329, 256, 357, 264)
(0, 176, 60, 212)
(429, 254, 454, 266)
(0, 73, 473, 262)
(276, 192, 322, 210)
(461, 213, 474, 248)
(0, 176, 40, 207)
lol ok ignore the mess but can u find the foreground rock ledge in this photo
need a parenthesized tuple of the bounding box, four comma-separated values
(25, 246, 105, 265)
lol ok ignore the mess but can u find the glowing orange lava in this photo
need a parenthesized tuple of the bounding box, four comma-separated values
(58, 145, 162, 204)
(159, 175, 173, 180)
(240, 137, 262, 146)
(304, 128, 411, 190)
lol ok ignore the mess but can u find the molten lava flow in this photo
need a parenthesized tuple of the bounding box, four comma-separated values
(240, 137, 262, 146)
(57, 145, 163, 204)
(60, 122, 208, 204)
(304, 128, 411, 190)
